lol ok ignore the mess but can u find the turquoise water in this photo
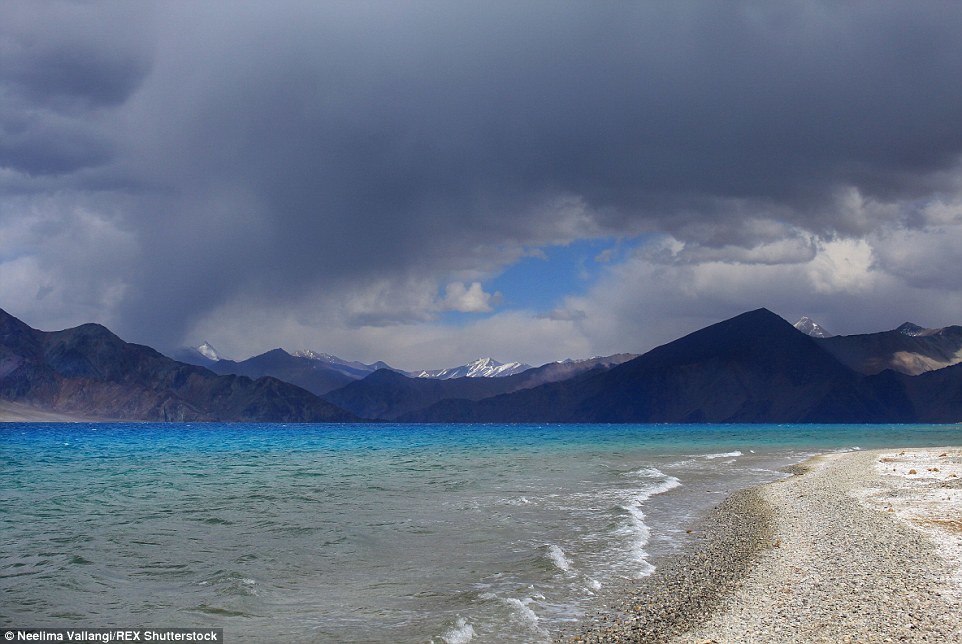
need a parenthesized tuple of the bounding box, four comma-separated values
(3, 423, 962, 642)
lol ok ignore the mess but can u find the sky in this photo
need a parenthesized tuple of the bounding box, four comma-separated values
(3, 1, 962, 371)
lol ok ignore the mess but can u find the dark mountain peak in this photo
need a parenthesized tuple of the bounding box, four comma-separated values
(897, 322, 926, 336)
(236, 348, 305, 371)
(0, 307, 30, 329)
(728, 307, 790, 329)
(0, 308, 39, 343)
(0, 309, 46, 363)
(62, 322, 126, 345)
(631, 307, 801, 368)
(364, 368, 411, 384)
(685, 308, 795, 343)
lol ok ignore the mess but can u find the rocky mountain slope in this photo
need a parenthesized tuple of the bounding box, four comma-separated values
(0, 309, 358, 422)
(816, 324, 962, 376)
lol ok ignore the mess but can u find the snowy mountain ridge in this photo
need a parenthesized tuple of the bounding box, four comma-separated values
(294, 350, 392, 372)
(793, 316, 834, 338)
(184, 343, 533, 380)
(414, 357, 533, 379)
(196, 342, 225, 361)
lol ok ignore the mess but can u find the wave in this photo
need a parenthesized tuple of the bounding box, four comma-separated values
(618, 468, 683, 577)
(498, 495, 532, 506)
(626, 467, 683, 502)
(701, 450, 743, 459)
(503, 597, 547, 637)
(441, 617, 475, 644)
(196, 570, 258, 597)
(544, 543, 572, 572)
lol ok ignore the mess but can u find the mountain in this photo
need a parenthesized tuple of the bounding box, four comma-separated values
(323, 354, 634, 420)
(323, 369, 513, 420)
(794, 316, 833, 338)
(0, 309, 358, 422)
(169, 341, 225, 368)
(175, 344, 403, 395)
(203, 349, 359, 397)
(196, 341, 224, 361)
(509, 354, 638, 387)
(815, 323, 962, 376)
(413, 357, 533, 379)
(899, 362, 962, 422)
(293, 350, 396, 379)
(179, 345, 537, 383)
(5, 306, 961, 424)
(896, 322, 927, 336)
(402, 309, 908, 423)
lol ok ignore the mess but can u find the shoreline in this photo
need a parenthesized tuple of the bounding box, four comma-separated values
(0, 400, 107, 423)
(567, 447, 962, 643)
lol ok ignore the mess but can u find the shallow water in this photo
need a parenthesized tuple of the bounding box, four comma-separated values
(3, 423, 962, 642)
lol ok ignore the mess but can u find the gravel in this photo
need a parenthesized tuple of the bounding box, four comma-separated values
(564, 449, 962, 643)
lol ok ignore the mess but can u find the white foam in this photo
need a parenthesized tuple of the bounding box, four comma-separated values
(441, 617, 475, 644)
(545, 544, 572, 572)
(618, 502, 656, 576)
(629, 468, 683, 503)
(627, 466, 665, 478)
(503, 597, 546, 636)
(618, 468, 683, 576)
(702, 450, 743, 459)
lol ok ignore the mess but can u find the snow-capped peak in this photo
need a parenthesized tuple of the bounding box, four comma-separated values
(793, 317, 833, 338)
(196, 341, 223, 361)
(415, 357, 533, 379)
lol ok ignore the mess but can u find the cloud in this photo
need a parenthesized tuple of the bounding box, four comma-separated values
(541, 308, 587, 323)
(871, 225, 962, 291)
(550, 219, 962, 358)
(4, 2, 962, 364)
(441, 282, 501, 314)
(0, 192, 139, 331)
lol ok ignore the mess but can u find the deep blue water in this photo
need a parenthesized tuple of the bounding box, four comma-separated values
(3, 423, 962, 642)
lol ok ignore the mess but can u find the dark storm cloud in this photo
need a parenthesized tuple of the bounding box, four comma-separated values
(139, 2, 962, 231)
(4, 1, 962, 352)
(0, 115, 115, 176)
(0, 1, 151, 177)
(4, 40, 149, 110)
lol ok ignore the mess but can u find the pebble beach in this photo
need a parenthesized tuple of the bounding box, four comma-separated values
(568, 447, 962, 643)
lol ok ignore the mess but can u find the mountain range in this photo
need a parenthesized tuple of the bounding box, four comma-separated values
(412, 357, 533, 379)
(0, 308, 356, 422)
(2, 306, 960, 423)
(173, 345, 542, 396)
